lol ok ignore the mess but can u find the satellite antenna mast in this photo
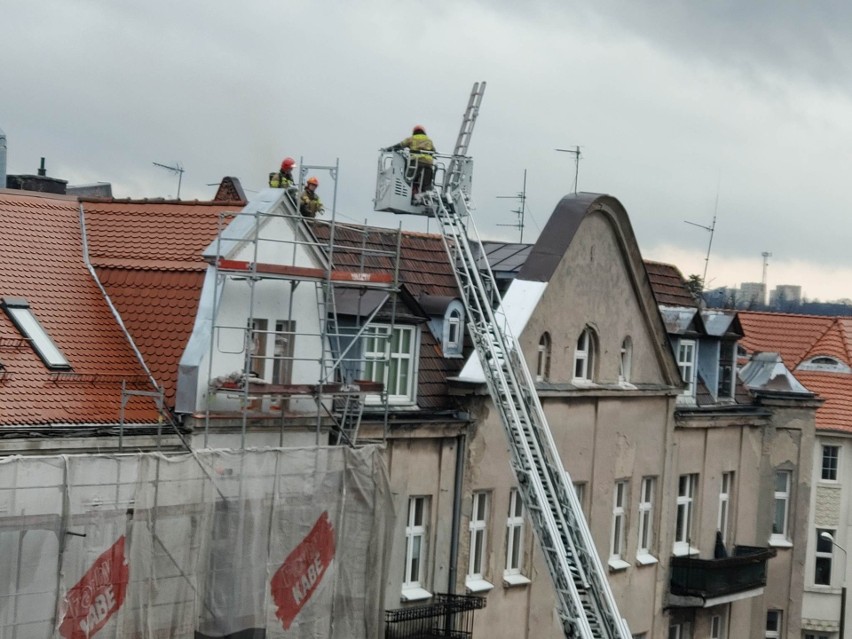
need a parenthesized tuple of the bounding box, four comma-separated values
(684, 214, 717, 285)
(555, 146, 582, 194)
(153, 161, 185, 198)
(496, 169, 528, 242)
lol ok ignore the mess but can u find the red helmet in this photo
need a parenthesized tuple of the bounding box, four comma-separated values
(306, 176, 319, 187)
(413, 125, 426, 134)
(281, 157, 295, 170)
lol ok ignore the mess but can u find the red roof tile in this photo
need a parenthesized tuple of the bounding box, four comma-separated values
(739, 310, 852, 432)
(81, 200, 238, 403)
(738, 312, 837, 367)
(0, 191, 159, 426)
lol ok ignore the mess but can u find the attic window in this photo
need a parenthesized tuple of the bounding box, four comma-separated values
(1, 298, 71, 370)
(798, 356, 850, 373)
(447, 309, 462, 350)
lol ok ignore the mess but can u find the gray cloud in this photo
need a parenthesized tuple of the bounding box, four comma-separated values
(2, 0, 851, 296)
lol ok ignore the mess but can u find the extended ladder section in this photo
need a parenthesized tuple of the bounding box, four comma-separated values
(423, 83, 630, 639)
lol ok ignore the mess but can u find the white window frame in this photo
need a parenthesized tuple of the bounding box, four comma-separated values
(821, 445, 840, 482)
(402, 496, 431, 601)
(363, 324, 418, 405)
(718, 472, 733, 544)
(536, 332, 551, 382)
(1, 298, 71, 369)
(466, 491, 493, 592)
(710, 607, 727, 639)
(677, 339, 697, 396)
(503, 488, 530, 586)
(609, 480, 629, 570)
(770, 470, 791, 545)
(668, 622, 689, 639)
(814, 527, 834, 586)
(573, 327, 595, 382)
(636, 477, 657, 565)
(765, 609, 782, 639)
(619, 336, 633, 383)
(674, 474, 698, 556)
(445, 308, 462, 352)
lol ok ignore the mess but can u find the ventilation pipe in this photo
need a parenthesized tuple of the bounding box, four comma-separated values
(0, 127, 7, 188)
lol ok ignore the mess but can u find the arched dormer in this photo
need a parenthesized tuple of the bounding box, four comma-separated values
(798, 355, 851, 374)
(418, 294, 465, 358)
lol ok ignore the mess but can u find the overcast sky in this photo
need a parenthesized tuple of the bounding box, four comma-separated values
(3, 1, 852, 301)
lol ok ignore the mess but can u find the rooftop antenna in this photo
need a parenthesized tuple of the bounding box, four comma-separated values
(761, 251, 772, 305)
(496, 169, 527, 242)
(684, 214, 717, 285)
(153, 161, 184, 198)
(555, 145, 582, 194)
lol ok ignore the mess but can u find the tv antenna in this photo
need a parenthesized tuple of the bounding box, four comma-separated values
(496, 169, 527, 242)
(555, 146, 582, 194)
(684, 214, 716, 285)
(153, 161, 185, 198)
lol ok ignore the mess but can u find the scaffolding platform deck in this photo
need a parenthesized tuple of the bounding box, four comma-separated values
(215, 258, 395, 287)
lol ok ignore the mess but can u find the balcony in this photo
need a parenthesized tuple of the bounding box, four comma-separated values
(385, 593, 486, 639)
(669, 545, 777, 607)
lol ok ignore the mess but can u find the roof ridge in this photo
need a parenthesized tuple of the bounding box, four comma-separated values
(739, 310, 842, 321)
(833, 318, 852, 361)
(79, 197, 246, 206)
(799, 322, 838, 367)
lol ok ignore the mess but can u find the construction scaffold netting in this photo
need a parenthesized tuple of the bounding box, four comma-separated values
(0, 445, 394, 638)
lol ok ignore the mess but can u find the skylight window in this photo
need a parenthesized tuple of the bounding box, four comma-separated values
(1, 298, 71, 369)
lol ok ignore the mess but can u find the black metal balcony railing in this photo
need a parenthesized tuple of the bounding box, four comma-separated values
(385, 593, 486, 639)
(670, 545, 777, 601)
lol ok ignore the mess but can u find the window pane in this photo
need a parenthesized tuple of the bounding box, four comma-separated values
(772, 499, 787, 535)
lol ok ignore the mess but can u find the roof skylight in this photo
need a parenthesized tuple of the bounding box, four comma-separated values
(1, 297, 71, 369)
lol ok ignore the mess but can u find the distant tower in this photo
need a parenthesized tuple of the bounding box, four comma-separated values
(761, 251, 772, 306)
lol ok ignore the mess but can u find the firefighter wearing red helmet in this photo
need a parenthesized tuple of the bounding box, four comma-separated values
(299, 176, 324, 218)
(269, 157, 296, 189)
(384, 125, 436, 199)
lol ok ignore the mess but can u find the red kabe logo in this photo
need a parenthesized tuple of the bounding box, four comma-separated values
(59, 536, 129, 639)
(270, 511, 336, 629)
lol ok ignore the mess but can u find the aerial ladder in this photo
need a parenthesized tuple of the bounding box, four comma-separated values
(376, 83, 630, 639)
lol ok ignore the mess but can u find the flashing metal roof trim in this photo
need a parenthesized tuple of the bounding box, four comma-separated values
(739, 352, 812, 395)
(516, 193, 619, 283)
(700, 310, 742, 338)
(659, 306, 702, 335)
(457, 279, 548, 383)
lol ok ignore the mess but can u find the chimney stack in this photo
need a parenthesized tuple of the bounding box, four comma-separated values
(38, 157, 46, 177)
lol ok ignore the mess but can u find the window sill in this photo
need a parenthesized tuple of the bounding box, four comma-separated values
(608, 558, 630, 572)
(635, 553, 658, 566)
(672, 544, 700, 557)
(465, 578, 494, 593)
(502, 573, 531, 588)
(768, 537, 793, 549)
(401, 587, 433, 602)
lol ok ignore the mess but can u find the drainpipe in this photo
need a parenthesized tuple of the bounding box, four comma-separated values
(78, 202, 159, 390)
(447, 432, 467, 594)
(0, 126, 7, 188)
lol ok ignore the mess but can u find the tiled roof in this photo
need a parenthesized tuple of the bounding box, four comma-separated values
(739, 310, 852, 432)
(644, 261, 699, 308)
(793, 371, 852, 434)
(738, 312, 837, 367)
(81, 200, 240, 402)
(313, 222, 463, 410)
(0, 191, 159, 426)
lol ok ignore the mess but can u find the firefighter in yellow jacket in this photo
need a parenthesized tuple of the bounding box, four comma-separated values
(385, 125, 436, 196)
(269, 157, 296, 189)
(299, 176, 324, 218)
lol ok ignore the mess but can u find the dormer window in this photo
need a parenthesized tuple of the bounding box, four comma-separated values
(536, 332, 551, 382)
(677, 339, 696, 396)
(573, 327, 596, 382)
(447, 309, 461, 350)
(1, 297, 71, 370)
(798, 356, 851, 373)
